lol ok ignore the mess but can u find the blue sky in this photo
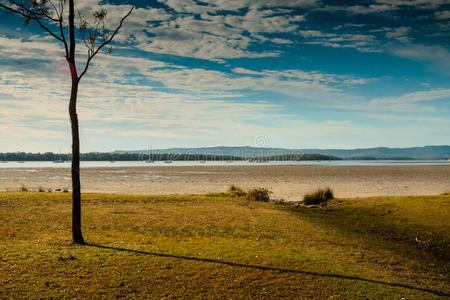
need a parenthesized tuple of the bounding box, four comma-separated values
(0, 0, 449, 152)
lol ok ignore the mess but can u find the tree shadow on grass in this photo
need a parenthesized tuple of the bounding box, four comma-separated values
(286, 204, 449, 266)
(85, 243, 448, 297)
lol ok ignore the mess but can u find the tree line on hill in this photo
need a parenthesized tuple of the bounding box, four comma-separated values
(0, 152, 342, 161)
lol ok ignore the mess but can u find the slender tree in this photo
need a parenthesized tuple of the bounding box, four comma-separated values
(0, 0, 133, 244)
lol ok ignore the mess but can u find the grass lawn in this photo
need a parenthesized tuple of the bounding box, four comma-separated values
(0, 191, 449, 299)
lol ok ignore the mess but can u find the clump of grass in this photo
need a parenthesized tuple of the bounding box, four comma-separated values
(228, 185, 247, 197)
(247, 187, 272, 202)
(303, 187, 334, 206)
(20, 185, 28, 192)
(63, 188, 69, 193)
(38, 186, 46, 193)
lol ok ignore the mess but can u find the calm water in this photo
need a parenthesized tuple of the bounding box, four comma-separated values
(0, 160, 449, 168)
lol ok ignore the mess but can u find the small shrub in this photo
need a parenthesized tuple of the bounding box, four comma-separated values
(63, 188, 69, 193)
(38, 186, 46, 192)
(20, 185, 28, 192)
(247, 187, 272, 202)
(303, 187, 334, 205)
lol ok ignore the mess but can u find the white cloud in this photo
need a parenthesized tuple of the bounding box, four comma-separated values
(135, 6, 306, 60)
(160, 0, 318, 13)
(0, 34, 369, 103)
(371, 89, 450, 105)
(435, 10, 450, 19)
(138, 65, 371, 103)
(271, 38, 294, 44)
(389, 43, 450, 74)
(361, 113, 450, 123)
(384, 26, 411, 42)
(327, 0, 448, 15)
(61, 0, 309, 61)
(0, 35, 285, 148)
(290, 87, 450, 114)
(298, 30, 378, 52)
(0, 33, 388, 150)
(70, 0, 308, 60)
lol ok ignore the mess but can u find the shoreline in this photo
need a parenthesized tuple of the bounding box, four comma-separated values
(1, 165, 449, 201)
(0, 159, 449, 170)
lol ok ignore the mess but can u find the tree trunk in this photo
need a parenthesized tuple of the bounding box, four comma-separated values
(69, 78, 84, 244)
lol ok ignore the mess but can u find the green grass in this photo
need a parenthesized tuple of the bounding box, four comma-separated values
(0, 192, 449, 299)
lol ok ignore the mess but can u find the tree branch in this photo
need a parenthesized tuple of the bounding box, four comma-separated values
(78, 7, 133, 80)
(0, 2, 30, 18)
(34, 15, 64, 42)
(78, 10, 94, 53)
(6, 0, 58, 21)
(0, 1, 64, 43)
(47, 0, 60, 19)
(59, 16, 69, 59)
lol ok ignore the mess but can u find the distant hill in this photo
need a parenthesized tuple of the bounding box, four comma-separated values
(115, 145, 450, 160)
(1, 146, 448, 161)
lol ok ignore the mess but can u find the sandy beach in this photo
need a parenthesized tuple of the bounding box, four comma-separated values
(0, 165, 449, 201)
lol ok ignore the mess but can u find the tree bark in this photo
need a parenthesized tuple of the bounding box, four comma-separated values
(67, 0, 84, 244)
(69, 78, 84, 244)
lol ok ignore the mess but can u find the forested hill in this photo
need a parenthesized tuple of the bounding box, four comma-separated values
(2, 145, 449, 161)
(116, 145, 450, 160)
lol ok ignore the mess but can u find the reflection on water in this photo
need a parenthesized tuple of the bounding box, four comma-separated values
(0, 160, 449, 169)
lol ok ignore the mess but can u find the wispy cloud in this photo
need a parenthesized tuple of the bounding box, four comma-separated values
(325, 0, 448, 15)
(371, 89, 450, 105)
(389, 44, 450, 75)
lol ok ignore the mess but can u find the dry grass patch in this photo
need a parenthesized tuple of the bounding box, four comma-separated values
(0, 192, 449, 299)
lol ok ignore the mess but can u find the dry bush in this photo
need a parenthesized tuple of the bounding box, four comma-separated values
(247, 187, 272, 202)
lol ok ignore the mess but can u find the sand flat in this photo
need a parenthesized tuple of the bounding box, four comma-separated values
(0, 165, 449, 201)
